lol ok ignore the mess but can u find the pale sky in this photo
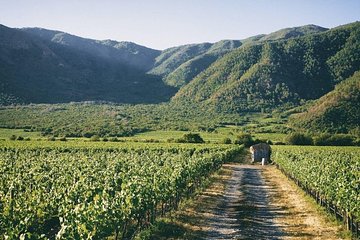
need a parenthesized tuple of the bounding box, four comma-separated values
(0, 0, 359, 50)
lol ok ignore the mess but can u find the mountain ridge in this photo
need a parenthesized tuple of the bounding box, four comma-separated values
(0, 22, 359, 134)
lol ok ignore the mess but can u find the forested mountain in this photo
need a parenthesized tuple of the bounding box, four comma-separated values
(149, 42, 213, 77)
(165, 40, 244, 87)
(0, 21, 359, 120)
(150, 25, 327, 88)
(173, 22, 360, 113)
(290, 71, 360, 134)
(0, 24, 176, 105)
(149, 40, 242, 87)
(21, 28, 160, 71)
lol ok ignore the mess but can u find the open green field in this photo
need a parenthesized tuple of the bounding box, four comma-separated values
(0, 128, 42, 140)
(124, 129, 235, 143)
(126, 130, 287, 143)
(252, 133, 287, 142)
(0, 126, 287, 145)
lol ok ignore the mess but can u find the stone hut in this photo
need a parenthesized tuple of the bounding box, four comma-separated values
(249, 143, 271, 163)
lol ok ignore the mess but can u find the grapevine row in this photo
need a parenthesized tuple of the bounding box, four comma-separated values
(0, 144, 242, 239)
(272, 146, 360, 221)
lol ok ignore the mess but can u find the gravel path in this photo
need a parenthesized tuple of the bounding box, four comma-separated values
(205, 164, 284, 239)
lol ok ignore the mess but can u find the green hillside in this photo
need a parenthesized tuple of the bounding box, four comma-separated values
(164, 40, 242, 87)
(152, 25, 326, 88)
(148, 42, 214, 77)
(173, 22, 360, 113)
(290, 71, 360, 134)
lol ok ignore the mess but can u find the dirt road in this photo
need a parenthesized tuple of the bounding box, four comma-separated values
(203, 164, 346, 239)
(150, 164, 348, 240)
(205, 165, 283, 239)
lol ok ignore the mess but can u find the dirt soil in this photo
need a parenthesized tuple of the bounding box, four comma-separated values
(150, 164, 348, 240)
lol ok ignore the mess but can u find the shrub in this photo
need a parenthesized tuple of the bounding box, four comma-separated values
(145, 139, 160, 143)
(222, 137, 232, 144)
(234, 134, 254, 147)
(313, 134, 331, 146)
(48, 136, 56, 141)
(329, 135, 354, 146)
(17, 136, 24, 141)
(313, 134, 355, 146)
(9, 135, 16, 141)
(285, 133, 313, 145)
(177, 133, 204, 143)
(175, 138, 186, 143)
(90, 135, 100, 142)
(59, 137, 67, 141)
(83, 132, 94, 138)
(102, 138, 109, 142)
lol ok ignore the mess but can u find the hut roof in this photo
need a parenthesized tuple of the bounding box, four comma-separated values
(250, 143, 270, 153)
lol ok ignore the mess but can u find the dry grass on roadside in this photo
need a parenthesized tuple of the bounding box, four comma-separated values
(136, 167, 233, 239)
(263, 166, 351, 240)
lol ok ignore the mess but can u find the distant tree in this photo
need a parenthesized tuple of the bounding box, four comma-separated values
(48, 136, 56, 141)
(222, 137, 232, 144)
(83, 132, 94, 138)
(313, 134, 332, 146)
(285, 133, 313, 145)
(234, 133, 254, 147)
(178, 133, 205, 143)
(17, 136, 24, 141)
(314, 134, 354, 146)
(90, 135, 100, 142)
(59, 136, 67, 141)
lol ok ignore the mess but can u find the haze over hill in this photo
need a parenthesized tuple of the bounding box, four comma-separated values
(21, 27, 161, 71)
(0, 24, 176, 104)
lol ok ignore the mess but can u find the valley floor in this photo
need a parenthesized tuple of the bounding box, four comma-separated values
(149, 164, 349, 239)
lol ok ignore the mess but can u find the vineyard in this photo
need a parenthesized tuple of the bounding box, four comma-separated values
(0, 141, 243, 239)
(273, 146, 360, 234)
